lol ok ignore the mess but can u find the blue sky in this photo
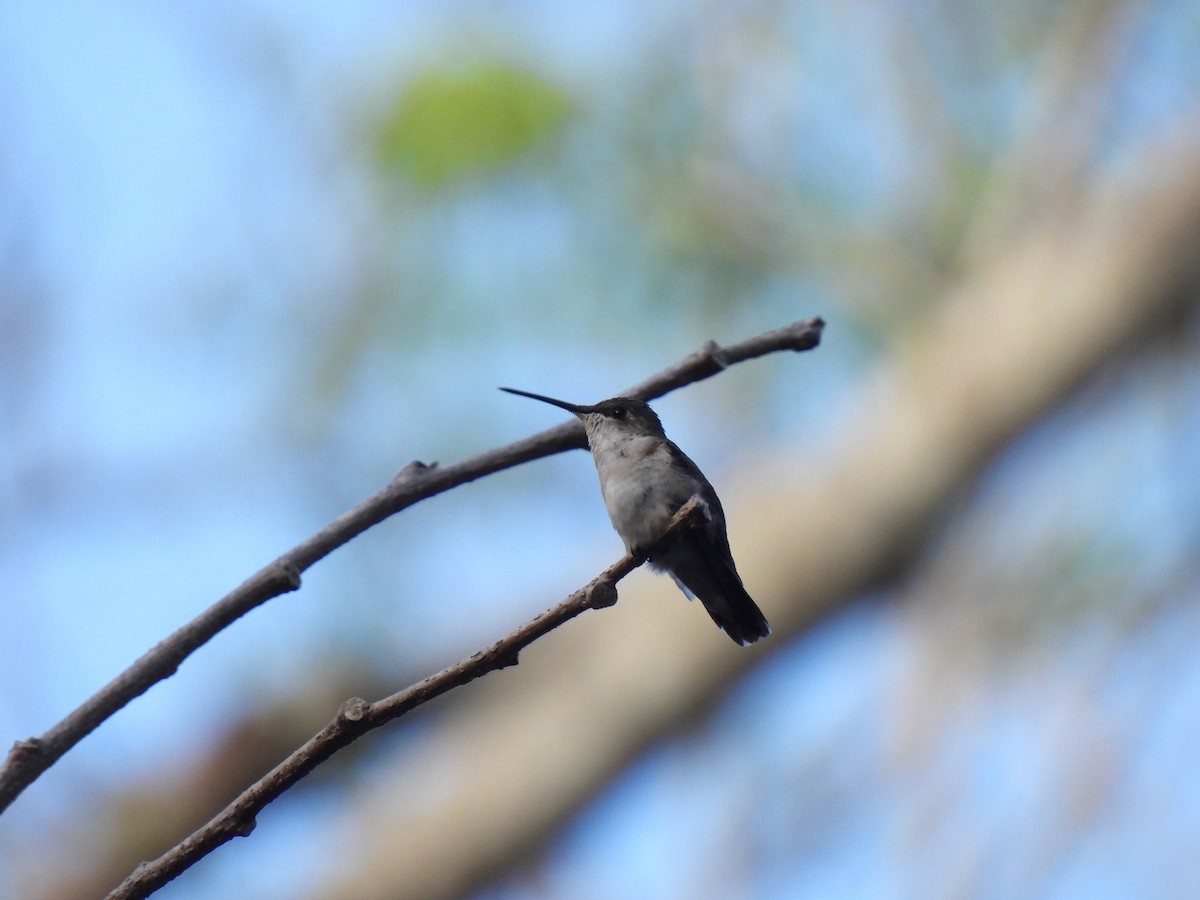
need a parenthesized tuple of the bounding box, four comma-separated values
(2, 2, 1200, 898)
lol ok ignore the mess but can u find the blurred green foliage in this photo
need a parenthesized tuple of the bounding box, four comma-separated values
(376, 62, 573, 188)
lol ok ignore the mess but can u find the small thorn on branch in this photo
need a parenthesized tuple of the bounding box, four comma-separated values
(702, 340, 730, 370)
(390, 460, 437, 489)
(494, 648, 521, 669)
(338, 698, 369, 722)
(5, 737, 43, 769)
(587, 581, 619, 609)
(229, 815, 256, 838)
(271, 561, 303, 593)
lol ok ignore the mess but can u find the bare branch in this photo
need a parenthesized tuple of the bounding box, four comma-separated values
(104, 498, 708, 900)
(0, 317, 823, 814)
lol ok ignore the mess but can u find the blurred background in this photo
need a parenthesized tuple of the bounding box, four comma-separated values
(2, 1, 1199, 898)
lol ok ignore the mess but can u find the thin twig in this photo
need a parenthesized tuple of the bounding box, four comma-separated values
(0, 317, 824, 814)
(106, 498, 709, 900)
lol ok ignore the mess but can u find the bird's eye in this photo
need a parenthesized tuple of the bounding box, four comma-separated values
(612, 406, 627, 420)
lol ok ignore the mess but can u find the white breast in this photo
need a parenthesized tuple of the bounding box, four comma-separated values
(589, 434, 703, 550)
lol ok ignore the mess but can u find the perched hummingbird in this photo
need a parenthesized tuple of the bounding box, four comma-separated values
(501, 387, 770, 645)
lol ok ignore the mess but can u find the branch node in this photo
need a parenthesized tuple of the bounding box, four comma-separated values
(229, 814, 257, 838)
(338, 698, 369, 722)
(494, 648, 521, 669)
(587, 581, 619, 609)
(788, 317, 825, 351)
(6, 737, 43, 766)
(468, 643, 521, 668)
(390, 459, 437, 488)
(272, 560, 303, 593)
(702, 339, 730, 370)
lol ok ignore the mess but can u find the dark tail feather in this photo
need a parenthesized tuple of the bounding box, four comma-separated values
(668, 534, 771, 646)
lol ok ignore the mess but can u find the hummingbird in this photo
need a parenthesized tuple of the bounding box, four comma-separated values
(501, 387, 770, 645)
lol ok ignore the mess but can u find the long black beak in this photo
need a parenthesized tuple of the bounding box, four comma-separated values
(499, 387, 586, 415)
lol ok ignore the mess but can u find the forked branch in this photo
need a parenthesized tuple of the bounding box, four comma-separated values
(106, 498, 709, 899)
(0, 317, 823, 814)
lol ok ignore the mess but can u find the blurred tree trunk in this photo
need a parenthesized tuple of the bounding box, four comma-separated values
(307, 140, 1200, 900)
